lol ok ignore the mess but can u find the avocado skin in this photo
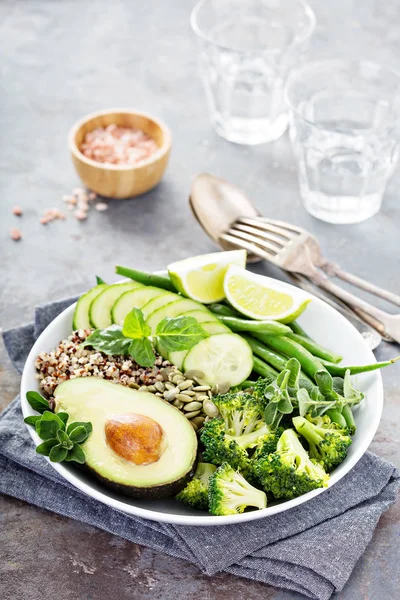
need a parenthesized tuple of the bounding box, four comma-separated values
(83, 456, 198, 499)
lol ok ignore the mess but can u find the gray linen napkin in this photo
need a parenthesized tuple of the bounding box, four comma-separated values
(1, 297, 399, 600)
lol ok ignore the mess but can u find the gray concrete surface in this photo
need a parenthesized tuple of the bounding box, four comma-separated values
(0, 0, 399, 598)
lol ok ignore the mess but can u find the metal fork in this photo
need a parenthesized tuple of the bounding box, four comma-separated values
(221, 217, 400, 344)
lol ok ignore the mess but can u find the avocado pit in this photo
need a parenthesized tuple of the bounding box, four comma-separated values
(105, 413, 166, 466)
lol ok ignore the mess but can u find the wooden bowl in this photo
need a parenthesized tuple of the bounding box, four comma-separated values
(68, 109, 172, 199)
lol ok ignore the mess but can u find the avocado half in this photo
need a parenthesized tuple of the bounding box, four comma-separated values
(53, 378, 198, 499)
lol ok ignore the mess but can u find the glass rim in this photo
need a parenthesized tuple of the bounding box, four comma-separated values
(284, 58, 400, 133)
(190, 0, 316, 55)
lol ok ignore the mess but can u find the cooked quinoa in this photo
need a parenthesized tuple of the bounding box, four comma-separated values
(35, 329, 171, 399)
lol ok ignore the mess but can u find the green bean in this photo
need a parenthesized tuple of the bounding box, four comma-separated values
(115, 266, 176, 292)
(289, 321, 310, 338)
(238, 379, 258, 390)
(253, 333, 326, 379)
(341, 405, 356, 434)
(252, 356, 279, 379)
(286, 332, 342, 364)
(208, 303, 240, 317)
(217, 315, 290, 336)
(319, 356, 400, 376)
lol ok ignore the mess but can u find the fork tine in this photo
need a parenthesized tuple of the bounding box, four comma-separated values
(232, 223, 286, 248)
(258, 217, 303, 235)
(226, 228, 280, 255)
(237, 217, 297, 240)
(220, 233, 275, 261)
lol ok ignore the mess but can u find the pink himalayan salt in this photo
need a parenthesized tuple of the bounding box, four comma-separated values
(80, 124, 158, 166)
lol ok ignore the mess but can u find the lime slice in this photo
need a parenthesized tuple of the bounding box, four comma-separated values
(168, 250, 246, 304)
(224, 265, 311, 322)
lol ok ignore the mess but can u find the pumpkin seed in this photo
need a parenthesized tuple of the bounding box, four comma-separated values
(184, 369, 205, 380)
(129, 382, 140, 389)
(184, 410, 201, 419)
(190, 421, 198, 432)
(193, 376, 209, 387)
(203, 399, 219, 418)
(165, 382, 175, 391)
(164, 388, 178, 401)
(183, 401, 202, 412)
(173, 399, 184, 409)
(191, 416, 205, 428)
(160, 367, 174, 380)
(138, 386, 148, 393)
(172, 374, 185, 385)
(155, 392, 163, 397)
(176, 393, 194, 403)
(147, 385, 156, 393)
(192, 385, 211, 392)
(154, 381, 165, 393)
(178, 380, 193, 391)
(218, 382, 231, 395)
(183, 389, 196, 397)
(196, 394, 209, 403)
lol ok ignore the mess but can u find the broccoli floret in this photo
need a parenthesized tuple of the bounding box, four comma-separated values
(213, 392, 265, 436)
(293, 415, 352, 472)
(200, 418, 251, 473)
(208, 462, 267, 515)
(176, 463, 217, 510)
(254, 428, 329, 499)
(251, 427, 284, 460)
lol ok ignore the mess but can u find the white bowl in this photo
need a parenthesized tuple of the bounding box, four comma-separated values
(21, 275, 383, 526)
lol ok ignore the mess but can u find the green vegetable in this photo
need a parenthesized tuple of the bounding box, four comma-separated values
(82, 308, 208, 367)
(176, 463, 217, 510)
(24, 394, 92, 464)
(213, 392, 267, 437)
(208, 462, 267, 515)
(26, 390, 49, 413)
(216, 315, 291, 336)
(289, 321, 310, 338)
(319, 356, 400, 376)
(262, 370, 293, 430)
(252, 356, 279, 379)
(115, 265, 176, 291)
(286, 332, 342, 364)
(95, 275, 106, 285)
(253, 333, 326, 379)
(208, 303, 240, 317)
(253, 428, 329, 499)
(293, 415, 352, 472)
(200, 418, 251, 473)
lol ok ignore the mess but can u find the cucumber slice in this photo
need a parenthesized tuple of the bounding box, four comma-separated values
(112, 287, 166, 325)
(183, 309, 220, 323)
(89, 282, 143, 329)
(73, 284, 108, 330)
(141, 292, 180, 319)
(167, 322, 230, 370)
(146, 298, 208, 333)
(183, 333, 253, 387)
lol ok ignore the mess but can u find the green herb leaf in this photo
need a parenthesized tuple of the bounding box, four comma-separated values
(129, 338, 155, 367)
(81, 325, 132, 355)
(36, 438, 58, 456)
(65, 444, 86, 464)
(156, 316, 208, 352)
(67, 421, 93, 438)
(68, 425, 89, 444)
(49, 445, 68, 463)
(264, 402, 278, 426)
(26, 391, 49, 413)
(35, 411, 65, 440)
(56, 429, 74, 449)
(122, 308, 151, 339)
(57, 412, 69, 426)
(96, 275, 106, 285)
(24, 415, 41, 426)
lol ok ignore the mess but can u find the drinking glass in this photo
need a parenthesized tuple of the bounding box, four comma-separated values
(285, 60, 400, 224)
(190, 0, 315, 145)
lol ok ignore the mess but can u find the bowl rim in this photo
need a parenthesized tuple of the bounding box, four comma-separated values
(68, 108, 172, 171)
(20, 276, 383, 526)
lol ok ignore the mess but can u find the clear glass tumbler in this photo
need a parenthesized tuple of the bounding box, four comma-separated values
(190, 0, 315, 145)
(285, 60, 400, 224)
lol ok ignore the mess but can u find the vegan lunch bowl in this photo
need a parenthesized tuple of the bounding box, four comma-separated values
(21, 250, 397, 525)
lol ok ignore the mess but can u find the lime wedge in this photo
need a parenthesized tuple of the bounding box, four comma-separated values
(168, 250, 246, 304)
(224, 265, 311, 322)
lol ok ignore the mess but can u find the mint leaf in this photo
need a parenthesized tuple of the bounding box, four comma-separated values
(35, 411, 65, 440)
(26, 391, 49, 413)
(36, 438, 58, 456)
(49, 445, 68, 462)
(96, 275, 106, 285)
(65, 444, 85, 464)
(156, 316, 208, 352)
(122, 308, 151, 339)
(82, 325, 131, 355)
(129, 338, 155, 367)
(68, 425, 89, 444)
(67, 421, 93, 438)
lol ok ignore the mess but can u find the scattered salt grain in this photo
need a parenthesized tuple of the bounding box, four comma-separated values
(12, 206, 23, 216)
(95, 202, 108, 212)
(74, 209, 88, 221)
(10, 228, 22, 241)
